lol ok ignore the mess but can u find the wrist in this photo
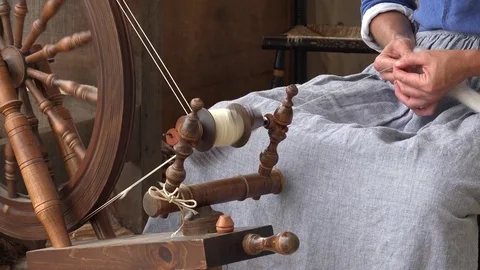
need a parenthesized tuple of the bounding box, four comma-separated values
(370, 11, 415, 48)
(464, 50, 480, 77)
(391, 34, 416, 47)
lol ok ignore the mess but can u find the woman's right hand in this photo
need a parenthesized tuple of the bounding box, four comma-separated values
(373, 36, 415, 82)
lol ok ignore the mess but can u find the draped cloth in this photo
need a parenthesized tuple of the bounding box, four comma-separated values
(144, 30, 480, 270)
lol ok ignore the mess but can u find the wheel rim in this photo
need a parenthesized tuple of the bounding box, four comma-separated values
(0, 0, 135, 240)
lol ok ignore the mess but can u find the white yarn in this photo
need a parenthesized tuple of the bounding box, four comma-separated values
(210, 108, 245, 147)
(448, 81, 480, 113)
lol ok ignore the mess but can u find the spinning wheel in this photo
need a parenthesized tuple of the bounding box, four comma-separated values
(0, 0, 134, 245)
(1, 0, 300, 269)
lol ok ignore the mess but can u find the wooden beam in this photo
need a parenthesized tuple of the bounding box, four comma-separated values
(27, 226, 275, 270)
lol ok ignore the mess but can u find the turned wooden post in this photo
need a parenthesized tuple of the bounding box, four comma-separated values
(143, 169, 285, 218)
(0, 54, 71, 247)
(164, 99, 202, 193)
(31, 44, 84, 182)
(4, 142, 17, 198)
(258, 84, 297, 177)
(243, 232, 300, 255)
(0, 0, 13, 45)
(21, 0, 64, 54)
(26, 79, 85, 160)
(14, 0, 28, 48)
(27, 67, 97, 104)
(26, 31, 92, 64)
(19, 86, 54, 179)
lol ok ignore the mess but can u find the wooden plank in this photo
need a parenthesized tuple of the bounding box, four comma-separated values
(26, 226, 274, 270)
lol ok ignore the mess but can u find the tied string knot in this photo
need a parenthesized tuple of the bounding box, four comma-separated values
(147, 182, 198, 215)
(148, 182, 199, 237)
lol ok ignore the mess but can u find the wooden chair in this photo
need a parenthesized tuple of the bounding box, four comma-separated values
(261, 0, 377, 87)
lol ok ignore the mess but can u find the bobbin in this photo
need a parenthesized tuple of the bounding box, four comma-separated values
(166, 102, 265, 152)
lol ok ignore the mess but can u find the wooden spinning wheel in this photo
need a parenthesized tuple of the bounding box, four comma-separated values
(0, 0, 134, 245)
(0, 0, 300, 268)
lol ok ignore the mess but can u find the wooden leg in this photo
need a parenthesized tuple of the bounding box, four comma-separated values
(292, 49, 307, 84)
(89, 210, 116, 240)
(272, 50, 285, 88)
(0, 58, 70, 248)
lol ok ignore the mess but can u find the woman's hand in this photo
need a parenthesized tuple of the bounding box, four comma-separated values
(392, 50, 470, 116)
(373, 35, 415, 82)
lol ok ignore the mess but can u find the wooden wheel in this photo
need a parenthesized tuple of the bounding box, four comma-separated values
(0, 0, 134, 244)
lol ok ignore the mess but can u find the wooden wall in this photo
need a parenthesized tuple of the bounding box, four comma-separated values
(156, 1, 291, 129)
(306, 0, 376, 78)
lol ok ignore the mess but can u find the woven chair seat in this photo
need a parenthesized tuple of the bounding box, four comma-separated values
(262, 24, 376, 54)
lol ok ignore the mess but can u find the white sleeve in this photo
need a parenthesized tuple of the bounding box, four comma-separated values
(361, 3, 416, 52)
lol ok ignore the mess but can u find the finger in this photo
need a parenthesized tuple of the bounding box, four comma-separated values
(394, 86, 410, 106)
(374, 55, 397, 72)
(394, 86, 429, 109)
(394, 52, 427, 69)
(380, 72, 394, 82)
(394, 80, 429, 99)
(392, 66, 426, 89)
(412, 103, 437, 116)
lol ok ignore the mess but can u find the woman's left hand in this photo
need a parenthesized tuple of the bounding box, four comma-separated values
(392, 50, 470, 116)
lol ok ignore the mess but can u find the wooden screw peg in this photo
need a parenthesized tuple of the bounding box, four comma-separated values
(243, 232, 300, 256)
(216, 215, 234, 233)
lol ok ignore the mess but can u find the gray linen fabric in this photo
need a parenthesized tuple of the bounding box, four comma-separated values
(144, 30, 480, 269)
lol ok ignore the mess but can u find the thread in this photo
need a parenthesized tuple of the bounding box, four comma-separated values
(79, 155, 177, 225)
(210, 108, 245, 147)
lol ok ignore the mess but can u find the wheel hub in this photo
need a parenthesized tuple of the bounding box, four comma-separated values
(1, 46, 26, 88)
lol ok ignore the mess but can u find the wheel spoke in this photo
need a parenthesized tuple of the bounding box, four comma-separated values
(18, 86, 55, 180)
(0, 0, 13, 45)
(25, 79, 86, 161)
(4, 141, 17, 198)
(0, 55, 71, 247)
(25, 30, 92, 64)
(0, 36, 5, 50)
(30, 47, 85, 180)
(27, 67, 98, 104)
(21, 0, 65, 54)
(13, 0, 27, 48)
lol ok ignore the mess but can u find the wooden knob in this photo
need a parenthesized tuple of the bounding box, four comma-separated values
(286, 84, 299, 100)
(190, 98, 204, 112)
(243, 232, 299, 255)
(216, 215, 234, 233)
